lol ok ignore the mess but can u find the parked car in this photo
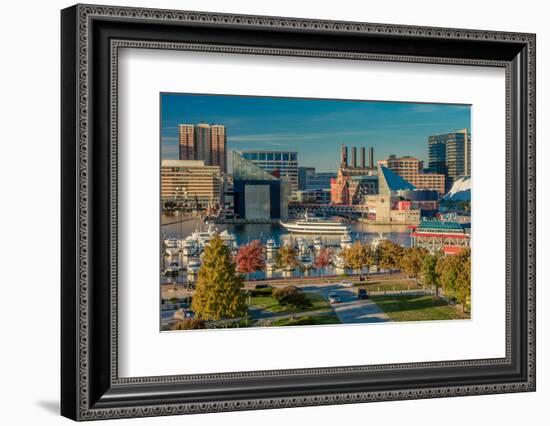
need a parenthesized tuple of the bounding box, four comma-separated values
(340, 280, 354, 288)
(328, 293, 341, 304)
(357, 288, 369, 300)
(254, 283, 272, 289)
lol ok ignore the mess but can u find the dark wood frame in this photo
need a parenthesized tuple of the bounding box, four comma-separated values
(61, 4, 536, 421)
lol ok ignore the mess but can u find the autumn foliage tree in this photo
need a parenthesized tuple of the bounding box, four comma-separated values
(235, 240, 265, 275)
(400, 246, 428, 283)
(191, 235, 246, 321)
(342, 241, 373, 272)
(314, 247, 332, 274)
(275, 245, 299, 270)
(376, 240, 404, 273)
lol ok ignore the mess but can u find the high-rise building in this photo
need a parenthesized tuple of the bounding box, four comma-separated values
(458, 128, 471, 176)
(194, 123, 211, 165)
(161, 160, 222, 209)
(428, 130, 470, 190)
(178, 123, 227, 173)
(210, 124, 227, 173)
(178, 124, 194, 161)
(428, 135, 447, 175)
(298, 167, 316, 190)
(240, 151, 299, 193)
(378, 155, 445, 195)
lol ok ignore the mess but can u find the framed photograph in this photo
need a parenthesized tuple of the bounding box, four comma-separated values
(61, 4, 536, 421)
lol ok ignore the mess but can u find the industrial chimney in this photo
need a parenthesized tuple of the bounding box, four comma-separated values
(360, 147, 366, 168)
(351, 147, 357, 168)
(368, 147, 374, 169)
(340, 144, 348, 167)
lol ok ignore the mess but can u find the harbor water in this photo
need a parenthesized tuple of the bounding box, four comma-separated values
(161, 214, 412, 284)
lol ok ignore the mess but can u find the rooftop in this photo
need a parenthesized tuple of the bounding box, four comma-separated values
(417, 220, 464, 232)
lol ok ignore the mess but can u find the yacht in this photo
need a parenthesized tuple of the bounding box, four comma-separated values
(184, 224, 236, 251)
(340, 230, 353, 249)
(280, 211, 350, 235)
(371, 232, 388, 250)
(313, 236, 324, 251)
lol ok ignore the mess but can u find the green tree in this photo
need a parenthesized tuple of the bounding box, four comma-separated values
(436, 248, 471, 312)
(275, 245, 299, 270)
(273, 286, 311, 318)
(342, 241, 374, 273)
(455, 249, 471, 312)
(421, 253, 441, 295)
(376, 240, 404, 274)
(191, 235, 246, 321)
(400, 246, 429, 284)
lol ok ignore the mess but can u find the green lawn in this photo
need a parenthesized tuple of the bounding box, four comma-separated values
(356, 280, 421, 292)
(371, 294, 469, 322)
(271, 314, 341, 327)
(249, 291, 330, 314)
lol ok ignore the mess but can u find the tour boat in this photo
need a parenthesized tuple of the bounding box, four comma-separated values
(280, 211, 350, 235)
(340, 230, 353, 249)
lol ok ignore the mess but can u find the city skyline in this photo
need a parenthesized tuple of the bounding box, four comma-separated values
(161, 93, 471, 172)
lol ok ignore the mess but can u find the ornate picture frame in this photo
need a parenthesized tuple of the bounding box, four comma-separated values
(61, 4, 536, 420)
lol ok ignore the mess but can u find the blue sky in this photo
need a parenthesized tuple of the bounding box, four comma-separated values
(160, 93, 470, 173)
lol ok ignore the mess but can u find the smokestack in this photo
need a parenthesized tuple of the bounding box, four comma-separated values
(351, 147, 357, 168)
(360, 147, 366, 168)
(340, 145, 348, 167)
(368, 147, 374, 169)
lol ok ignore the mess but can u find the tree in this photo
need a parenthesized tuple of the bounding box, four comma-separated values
(455, 249, 471, 312)
(235, 240, 265, 274)
(273, 286, 311, 318)
(314, 247, 332, 275)
(376, 240, 404, 273)
(275, 245, 299, 270)
(400, 246, 428, 284)
(436, 248, 471, 312)
(421, 253, 441, 295)
(342, 241, 373, 273)
(191, 235, 246, 321)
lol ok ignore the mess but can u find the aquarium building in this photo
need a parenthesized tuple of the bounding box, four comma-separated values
(232, 152, 290, 220)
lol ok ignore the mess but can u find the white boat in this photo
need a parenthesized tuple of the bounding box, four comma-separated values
(265, 238, 278, 260)
(340, 230, 353, 249)
(313, 236, 324, 251)
(280, 211, 350, 234)
(333, 256, 346, 270)
(371, 232, 387, 250)
(164, 237, 179, 248)
(187, 257, 201, 274)
(164, 261, 181, 275)
(185, 224, 237, 251)
(181, 239, 197, 257)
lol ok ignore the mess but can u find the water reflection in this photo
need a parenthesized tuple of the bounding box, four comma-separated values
(160, 214, 412, 283)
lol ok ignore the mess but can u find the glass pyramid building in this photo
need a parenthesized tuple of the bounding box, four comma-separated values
(378, 165, 416, 195)
(233, 152, 278, 181)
